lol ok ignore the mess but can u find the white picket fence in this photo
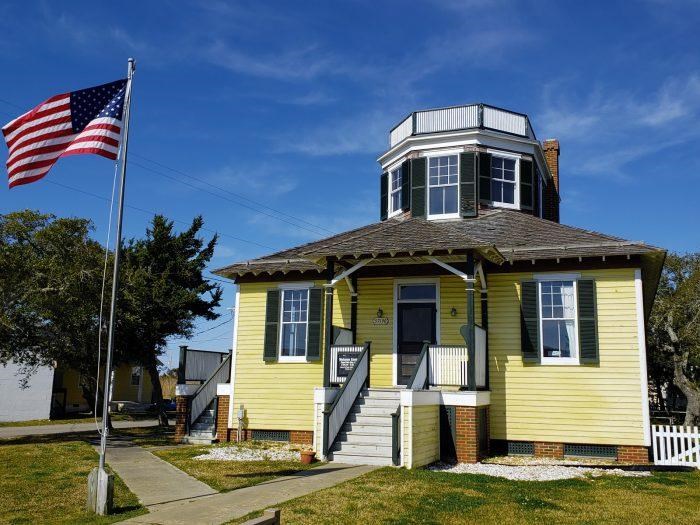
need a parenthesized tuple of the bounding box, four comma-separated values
(652, 425, 700, 469)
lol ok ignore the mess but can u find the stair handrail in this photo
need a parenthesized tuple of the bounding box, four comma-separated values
(406, 342, 430, 390)
(323, 341, 371, 456)
(190, 352, 231, 426)
(391, 406, 401, 466)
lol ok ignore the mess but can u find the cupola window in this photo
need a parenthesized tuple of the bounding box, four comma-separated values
(428, 155, 459, 218)
(490, 154, 519, 208)
(389, 166, 403, 216)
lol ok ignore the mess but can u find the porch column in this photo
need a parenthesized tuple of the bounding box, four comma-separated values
(479, 264, 489, 391)
(322, 258, 334, 387)
(466, 252, 476, 391)
(350, 274, 358, 344)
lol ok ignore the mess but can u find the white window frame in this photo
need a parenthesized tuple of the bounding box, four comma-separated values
(535, 273, 580, 365)
(277, 282, 313, 363)
(388, 162, 403, 218)
(487, 149, 520, 210)
(425, 152, 460, 219)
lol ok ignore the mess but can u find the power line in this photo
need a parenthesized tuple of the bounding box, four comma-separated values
(46, 179, 277, 251)
(0, 96, 337, 239)
(130, 160, 330, 237)
(192, 317, 232, 336)
(131, 153, 335, 235)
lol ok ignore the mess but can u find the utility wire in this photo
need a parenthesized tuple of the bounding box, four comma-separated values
(46, 179, 277, 251)
(130, 160, 330, 237)
(0, 96, 336, 239)
(131, 153, 335, 235)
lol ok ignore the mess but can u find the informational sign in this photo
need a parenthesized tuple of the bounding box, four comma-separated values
(336, 351, 360, 378)
(372, 316, 390, 326)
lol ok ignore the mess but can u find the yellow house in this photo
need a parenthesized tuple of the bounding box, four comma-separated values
(53, 363, 153, 415)
(180, 104, 665, 467)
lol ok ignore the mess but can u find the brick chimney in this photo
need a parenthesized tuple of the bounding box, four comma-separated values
(542, 139, 560, 222)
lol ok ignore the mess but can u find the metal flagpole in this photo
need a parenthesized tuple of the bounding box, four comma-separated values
(92, 57, 135, 516)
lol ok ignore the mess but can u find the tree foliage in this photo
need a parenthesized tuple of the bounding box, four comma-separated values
(0, 210, 112, 405)
(0, 210, 222, 425)
(120, 214, 222, 425)
(648, 253, 700, 425)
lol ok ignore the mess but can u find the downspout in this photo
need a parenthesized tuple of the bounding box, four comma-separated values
(228, 289, 241, 435)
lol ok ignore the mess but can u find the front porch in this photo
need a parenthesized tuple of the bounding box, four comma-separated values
(307, 248, 495, 468)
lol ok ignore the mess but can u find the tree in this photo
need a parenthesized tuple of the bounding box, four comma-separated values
(120, 215, 222, 426)
(0, 210, 117, 412)
(648, 253, 700, 425)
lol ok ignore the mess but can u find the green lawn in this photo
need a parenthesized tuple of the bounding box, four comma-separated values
(154, 441, 317, 492)
(0, 440, 145, 525)
(231, 466, 700, 525)
(0, 413, 151, 427)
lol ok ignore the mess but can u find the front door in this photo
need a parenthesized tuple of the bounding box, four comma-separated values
(397, 302, 436, 385)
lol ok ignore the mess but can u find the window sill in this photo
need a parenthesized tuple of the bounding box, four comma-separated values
(488, 201, 519, 210)
(540, 357, 580, 366)
(427, 213, 460, 220)
(388, 209, 403, 218)
(277, 356, 308, 363)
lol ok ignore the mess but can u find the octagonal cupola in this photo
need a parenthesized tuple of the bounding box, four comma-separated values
(377, 103, 560, 223)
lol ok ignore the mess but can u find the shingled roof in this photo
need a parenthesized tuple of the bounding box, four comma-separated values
(214, 209, 664, 279)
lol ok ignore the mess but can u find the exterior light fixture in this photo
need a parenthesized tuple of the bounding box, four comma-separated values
(376, 307, 384, 318)
(450, 307, 457, 317)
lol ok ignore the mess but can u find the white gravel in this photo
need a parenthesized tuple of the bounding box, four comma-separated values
(193, 444, 301, 462)
(428, 462, 651, 481)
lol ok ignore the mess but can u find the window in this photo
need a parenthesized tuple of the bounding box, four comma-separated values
(280, 288, 309, 358)
(399, 284, 437, 301)
(130, 366, 141, 386)
(389, 166, 403, 216)
(539, 280, 577, 361)
(490, 155, 518, 208)
(428, 155, 459, 217)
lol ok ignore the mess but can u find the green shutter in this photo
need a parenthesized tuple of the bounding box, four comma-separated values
(264, 289, 280, 361)
(306, 288, 323, 361)
(479, 152, 491, 201)
(459, 152, 477, 217)
(520, 159, 534, 210)
(380, 172, 388, 221)
(577, 279, 599, 363)
(410, 157, 426, 218)
(533, 165, 540, 217)
(520, 281, 539, 363)
(400, 160, 410, 211)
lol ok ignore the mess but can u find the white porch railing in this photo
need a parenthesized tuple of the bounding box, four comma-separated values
(428, 326, 487, 389)
(652, 425, 700, 468)
(330, 344, 364, 384)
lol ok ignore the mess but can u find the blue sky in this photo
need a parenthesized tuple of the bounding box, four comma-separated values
(1, 0, 699, 368)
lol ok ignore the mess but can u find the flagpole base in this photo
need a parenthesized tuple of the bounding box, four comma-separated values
(87, 467, 114, 515)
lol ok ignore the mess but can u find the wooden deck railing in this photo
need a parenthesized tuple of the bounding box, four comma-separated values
(427, 326, 487, 389)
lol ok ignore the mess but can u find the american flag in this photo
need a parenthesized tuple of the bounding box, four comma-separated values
(2, 79, 128, 189)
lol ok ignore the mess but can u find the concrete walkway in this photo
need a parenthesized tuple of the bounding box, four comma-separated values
(121, 463, 378, 525)
(0, 419, 159, 439)
(104, 442, 217, 507)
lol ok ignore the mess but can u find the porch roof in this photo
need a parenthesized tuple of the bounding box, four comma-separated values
(214, 209, 664, 279)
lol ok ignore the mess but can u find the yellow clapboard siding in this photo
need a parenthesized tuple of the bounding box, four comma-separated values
(233, 281, 325, 431)
(488, 268, 646, 446)
(356, 277, 395, 387)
